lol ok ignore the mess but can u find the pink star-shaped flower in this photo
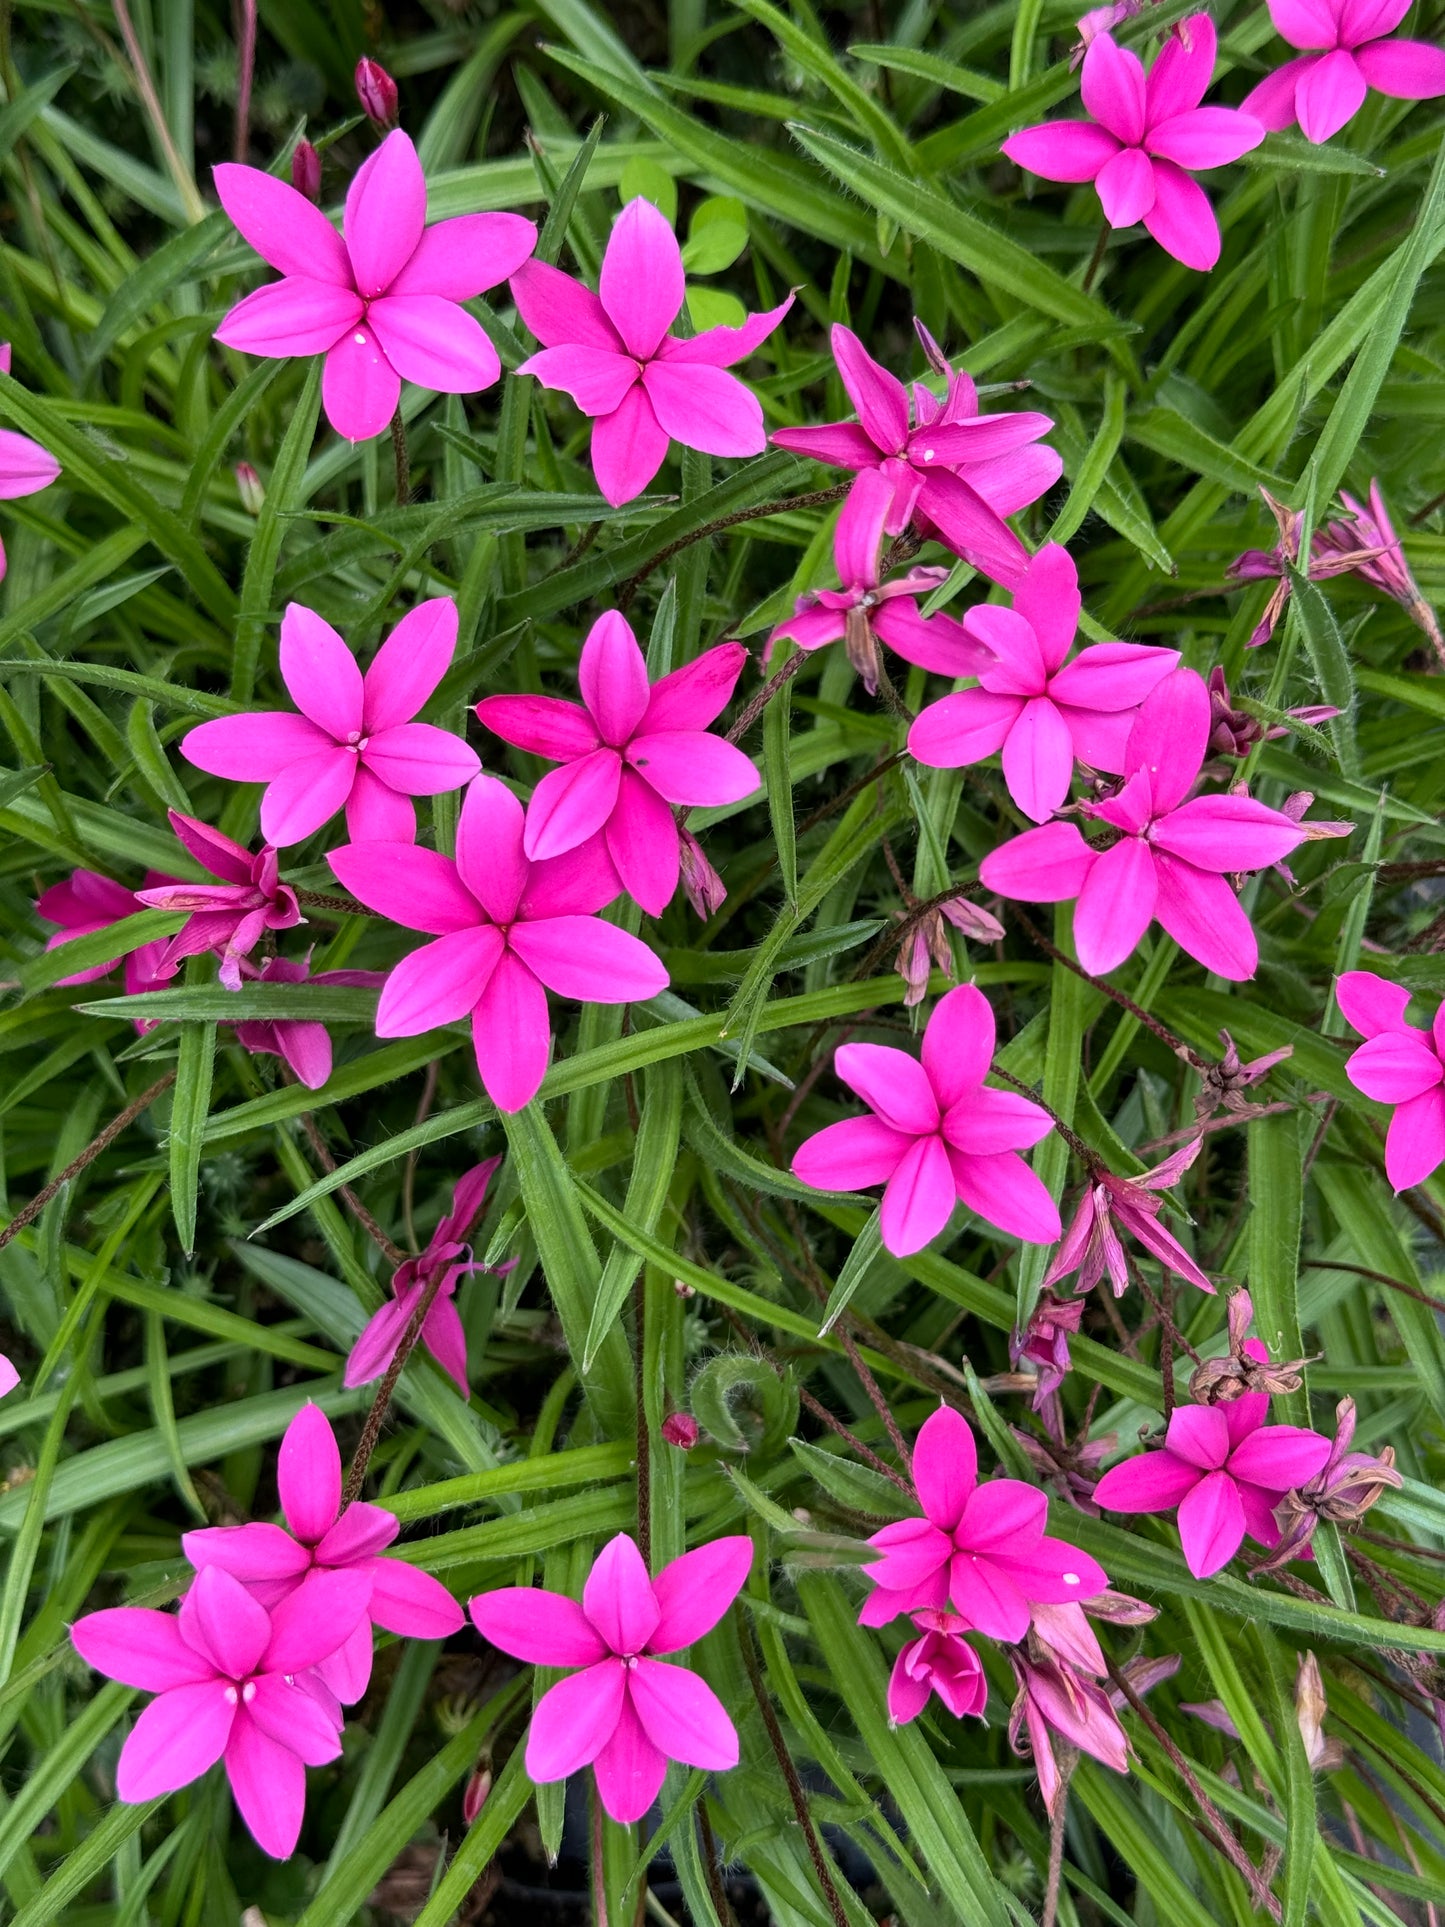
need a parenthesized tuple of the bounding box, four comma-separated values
(1244, 0, 1445, 143)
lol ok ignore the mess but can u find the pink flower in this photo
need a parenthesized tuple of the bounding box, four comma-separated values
(511, 198, 791, 506)
(291, 141, 321, 203)
(887, 1609, 988, 1725)
(772, 322, 1059, 587)
(1075, 0, 1144, 60)
(769, 468, 992, 693)
(345, 1159, 504, 1395)
(1011, 1291, 1086, 1409)
(1003, 16, 1265, 271)
(895, 895, 1006, 1007)
(0, 342, 62, 583)
(1092, 1399, 1332, 1577)
(1045, 1136, 1213, 1296)
(476, 612, 759, 917)
(137, 813, 302, 990)
(1243, 0, 1445, 143)
(231, 955, 385, 1090)
(980, 668, 1314, 981)
(328, 774, 668, 1112)
(1260, 1396, 1401, 1570)
(355, 57, 399, 131)
(791, 983, 1061, 1257)
(183, 1405, 463, 1707)
(678, 828, 727, 920)
(1009, 1650, 1130, 1812)
(213, 131, 537, 442)
(908, 544, 1179, 822)
(857, 1405, 1108, 1642)
(71, 1561, 371, 1858)
(35, 868, 176, 1029)
(182, 599, 478, 847)
(1313, 480, 1444, 657)
(469, 1531, 752, 1823)
(0, 1355, 17, 1398)
(1337, 970, 1445, 1190)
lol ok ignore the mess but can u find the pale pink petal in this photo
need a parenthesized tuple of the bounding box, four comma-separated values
(908, 689, 1022, 769)
(1354, 37, 1445, 98)
(831, 325, 908, 455)
(1012, 543, 1080, 671)
(946, 1148, 1062, 1243)
(321, 329, 401, 441)
(386, 211, 537, 299)
(770, 421, 882, 469)
(584, 1535, 660, 1654)
(344, 129, 426, 299)
(591, 1695, 668, 1824)
(1047, 642, 1179, 712)
(476, 693, 600, 759)
(1002, 697, 1077, 823)
(377, 925, 503, 1035)
(182, 1522, 311, 1584)
(947, 1550, 1032, 1643)
(471, 1586, 609, 1665)
(1123, 666, 1209, 809)
(367, 294, 499, 394)
(344, 1295, 412, 1389)
(511, 259, 621, 351)
(327, 840, 480, 934)
(1002, 120, 1122, 182)
(1266, 0, 1338, 49)
(922, 983, 996, 1110)
(643, 362, 766, 459)
(980, 820, 1097, 901)
(1073, 836, 1158, 976)
(456, 774, 528, 922)
(835, 1042, 938, 1134)
(180, 1567, 270, 1679)
(278, 1403, 340, 1545)
(1093, 1448, 1202, 1512)
(1146, 106, 1266, 168)
(215, 279, 361, 358)
(656, 295, 793, 366)
(246, 1672, 346, 1764)
(509, 914, 667, 1004)
(264, 1567, 372, 1673)
(592, 384, 671, 505)
(1082, 32, 1148, 143)
(1152, 855, 1257, 980)
(212, 163, 352, 283)
(364, 1558, 465, 1638)
(1177, 1470, 1246, 1576)
(1346, 1032, 1443, 1103)
(605, 768, 681, 916)
(1145, 13, 1218, 121)
(361, 723, 479, 797)
(629, 1658, 738, 1768)
(1295, 47, 1368, 139)
(1166, 1403, 1231, 1470)
(1141, 159, 1221, 271)
(471, 949, 550, 1110)
(792, 1115, 911, 1192)
(880, 1133, 956, 1255)
(345, 767, 416, 841)
(117, 1682, 236, 1800)
(1096, 147, 1158, 228)
(181, 712, 330, 782)
(912, 1405, 978, 1532)
(260, 748, 357, 845)
(942, 1086, 1053, 1155)
(915, 470, 1030, 586)
(600, 197, 684, 360)
(1228, 1425, 1333, 1490)
(1241, 58, 1312, 129)
(625, 731, 759, 809)
(517, 343, 639, 416)
(362, 598, 458, 732)
(649, 1537, 754, 1652)
(1336, 970, 1414, 1039)
(958, 1478, 1047, 1552)
(72, 1608, 216, 1691)
(1385, 1086, 1445, 1190)
(224, 1717, 306, 1859)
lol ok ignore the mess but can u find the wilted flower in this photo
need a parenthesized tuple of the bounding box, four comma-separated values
(1313, 481, 1444, 661)
(1192, 1027, 1294, 1121)
(355, 58, 399, 130)
(1073, 0, 1143, 62)
(1294, 1652, 1345, 1771)
(1205, 666, 1338, 758)
(1009, 1651, 1129, 1815)
(1011, 1291, 1086, 1409)
(1013, 1421, 1117, 1517)
(231, 954, 384, 1091)
(290, 140, 320, 203)
(895, 895, 1005, 1006)
(1228, 486, 1385, 648)
(1189, 1291, 1312, 1404)
(678, 829, 727, 920)
(1257, 1397, 1400, 1571)
(137, 813, 302, 991)
(1045, 1135, 1212, 1297)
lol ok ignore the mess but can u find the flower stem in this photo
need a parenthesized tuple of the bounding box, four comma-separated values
(634, 1274, 652, 1570)
(342, 1258, 451, 1506)
(1009, 903, 1201, 1065)
(389, 407, 411, 507)
(1042, 1785, 1069, 1927)
(0, 1072, 175, 1251)
(616, 483, 851, 613)
(725, 648, 805, 745)
(1082, 223, 1110, 294)
(299, 1111, 406, 1265)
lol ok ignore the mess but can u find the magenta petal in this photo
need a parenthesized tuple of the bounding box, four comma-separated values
(1241, 58, 1311, 130)
(471, 949, 550, 1111)
(1335, 970, 1414, 1040)
(1295, 47, 1368, 141)
(386, 211, 536, 299)
(946, 1147, 1062, 1244)
(1096, 147, 1157, 228)
(649, 1537, 753, 1652)
(980, 820, 1097, 902)
(368, 293, 500, 393)
(600, 197, 683, 360)
(362, 1557, 465, 1638)
(344, 129, 426, 299)
(246, 1672, 346, 1764)
(833, 466, 888, 588)
(362, 598, 458, 731)
(212, 163, 352, 284)
(912, 1405, 978, 1532)
(583, 1534, 660, 1653)
(314, 1501, 397, 1566)
(1354, 37, 1445, 99)
(591, 1695, 668, 1823)
(344, 1294, 412, 1388)
(1152, 855, 1258, 980)
(1002, 120, 1121, 182)
(181, 712, 330, 781)
(1144, 11, 1217, 120)
(455, 774, 528, 922)
(792, 1115, 911, 1192)
(180, 1567, 270, 1679)
(581, 609, 651, 746)
(477, 693, 600, 760)
(182, 1522, 310, 1584)
(642, 641, 748, 734)
(879, 1133, 956, 1256)
(1093, 1447, 1202, 1513)
(278, 1404, 340, 1544)
(0, 426, 59, 498)
(522, 834, 623, 918)
(261, 749, 357, 845)
(1002, 697, 1077, 823)
(1166, 1403, 1232, 1470)
(215, 278, 361, 358)
(343, 770, 415, 841)
(1385, 1087, 1445, 1190)
(508, 914, 666, 1004)
(1227, 1425, 1333, 1490)
(470, 1586, 609, 1665)
(1074, 836, 1158, 976)
(834, 1042, 939, 1135)
(831, 325, 908, 455)
(1012, 543, 1079, 671)
(959, 1478, 1047, 1553)
(915, 469, 1029, 587)
(1141, 159, 1221, 271)
(72, 1607, 216, 1691)
(947, 1549, 1032, 1643)
(1344, 1032, 1443, 1103)
(1124, 666, 1209, 808)
(524, 751, 623, 860)
(377, 926, 503, 1036)
(942, 1086, 1052, 1156)
(117, 1681, 236, 1800)
(992, 1535, 1109, 1605)
(528, 1663, 629, 1779)
(264, 1567, 372, 1674)
(1177, 1470, 1246, 1577)
(519, 343, 638, 416)
(887, 1646, 934, 1725)
(362, 722, 479, 797)
(967, 443, 1065, 517)
(420, 1295, 470, 1396)
(1082, 32, 1148, 143)
(1146, 106, 1265, 169)
(511, 259, 621, 352)
(629, 1657, 738, 1769)
(875, 600, 991, 677)
(866, 1516, 953, 1590)
(1047, 641, 1178, 713)
(321, 329, 401, 442)
(642, 361, 765, 459)
(224, 1716, 306, 1859)
(1339, 0, 1412, 43)
(909, 688, 1021, 770)
(605, 768, 681, 915)
(625, 731, 759, 809)
(770, 421, 881, 469)
(922, 983, 995, 1110)
(656, 293, 792, 366)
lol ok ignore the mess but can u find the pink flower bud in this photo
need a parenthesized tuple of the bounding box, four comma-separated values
(661, 1412, 699, 1449)
(234, 462, 265, 515)
(678, 829, 726, 919)
(290, 140, 321, 203)
(355, 58, 399, 130)
(462, 1765, 492, 1824)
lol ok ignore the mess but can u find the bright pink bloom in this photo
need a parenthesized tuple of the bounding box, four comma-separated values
(328, 774, 668, 1111)
(137, 813, 301, 990)
(887, 1609, 988, 1724)
(71, 1561, 370, 1857)
(35, 868, 176, 1028)
(980, 668, 1314, 981)
(772, 322, 1058, 587)
(345, 1159, 504, 1395)
(1003, 16, 1265, 271)
(511, 198, 791, 506)
(1243, 0, 1445, 142)
(1045, 1136, 1212, 1296)
(470, 1531, 752, 1823)
(182, 599, 478, 847)
(183, 1404, 463, 1707)
(857, 1406, 1108, 1642)
(908, 545, 1179, 822)
(476, 612, 759, 917)
(0, 1355, 17, 1398)
(213, 131, 537, 442)
(231, 955, 384, 1090)
(768, 468, 993, 693)
(0, 343, 62, 583)
(1337, 970, 1445, 1190)
(791, 983, 1061, 1256)
(1009, 1650, 1130, 1812)
(1093, 1398, 1332, 1577)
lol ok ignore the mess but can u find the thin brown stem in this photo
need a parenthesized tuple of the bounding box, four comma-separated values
(1009, 904, 1201, 1065)
(1042, 1786, 1069, 1927)
(590, 1784, 610, 1927)
(795, 1382, 912, 1493)
(725, 649, 805, 745)
(0, 1072, 175, 1251)
(1302, 1258, 1445, 1317)
(300, 1112, 406, 1265)
(616, 484, 851, 612)
(390, 408, 411, 507)
(992, 1064, 1096, 1166)
(634, 1274, 651, 1571)
(697, 1803, 736, 1927)
(836, 1323, 911, 1477)
(232, 0, 256, 162)
(402, 1060, 441, 1254)
(342, 1259, 449, 1505)
(1081, 223, 1110, 294)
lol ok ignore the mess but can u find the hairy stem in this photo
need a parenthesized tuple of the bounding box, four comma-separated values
(0, 1072, 175, 1251)
(300, 1112, 407, 1265)
(616, 483, 851, 611)
(342, 1259, 449, 1505)
(390, 408, 411, 507)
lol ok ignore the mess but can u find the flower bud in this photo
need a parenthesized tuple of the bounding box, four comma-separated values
(290, 140, 321, 203)
(234, 463, 265, 515)
(355, 58, 399, 131)
(462, 1765, 492, 1824)
(661, 1412, 699, 1449)
(678, 829, 727, 920)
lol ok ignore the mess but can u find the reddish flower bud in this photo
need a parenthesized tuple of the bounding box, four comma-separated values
(290, 140, 321, 203)
(678, 829, 727, 920)
(661, 1412, 700, 1449)
(233, 462, 265, 516)
(355, 58, 399, 131)
(462, 1765, 492, 1824)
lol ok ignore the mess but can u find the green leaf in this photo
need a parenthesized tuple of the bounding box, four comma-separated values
(231, 358, 322, 701)
(583, 1058, 683, 1370)
(167, 1015, 215, 1257)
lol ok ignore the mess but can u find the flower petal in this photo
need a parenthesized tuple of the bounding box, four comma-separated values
(580, 610, 651, 745)
(947, 1148, 1062, 1243)
(911, 1405, 978, 1532)
(642, 362, 766, 459)
(959, 1478, 1047, 1553)
(1152, 855, 1258, 980)
(263, 1566, 373, 1674)
(246, 1672, 346, 1764)
(344, 129, 427, 299)
(523, 751, 623, 861)
(328, 840, 480, 934)
(1354, 37, 1445, 99)
(791, 1114, 911, 1193)
(591, 1694, 668, 1823)
(181, 1522, 310, 1584)
(1002, 696, 1078, 823)
(584, 1534, 660, 1653)
(1385, 1086, 1445, 1190)
(1166, 1403, 1232, 1470)
(606, 768, 682, 916)
(181, 712, 331, 782)
(212, 164, 352, 283)
(1335, 970, 1414, 1040)
(345, 767, 416, 842)
(908, 688, 1022, 770)
(260, 749, 357, 845)
(1266, 0, 1338, 49)
(1124, 666, 1209, 808)
(72, 1607, 217, 1691)
(470, 1587, 609, 1665)
(834, 1042, 939, 1134)
(770, 421, 882, 469)
(1295, 47, 1368, 141)
(626, 730, 759, 808)
(1227, 1425, 1333, 1491)
(511, 259, 621, 351)
(1344, 1031, 1443, 1103)
(831, 324, 908, 455)
(642, 641, 748, 734)
(180, 1566, 270, 1679)
(362, 1557, 466, 1639)
(321, 328, 401, 441)
(1082, 32, 1148, 144)
(1241, 57, 1312, 129)
(1074, 835, 1158, 976)
(629, 1657, 738, 1769)
(942, 1085, 1053, 1156)
(278, 1403, 340, 1545)
(456, 774, 528, 923)
(947, 1549, 1032, 1642)
(376, 926, 504, 1035)
(1144, 12, 1218, 121)
(658, 295, 793, 366)
(916, 469, 1030, 586)
(649, 1537, 754, 1652)
(980, 820, 1097, 902)
(1096, 147, 1158, 228)
(471, 949, 550, 1111)
(386, 211, 537, 299)
(1012, 542, 1080, 671)
(600, 198, 683, 360)
(1146, 105, 1266, 169)
(508, 914, 667, 1005)
(362, 722, 479, 798)
(1177, 1469, 1246, 1577)
(920, 983, 997, 1111)
(117, 1681, 236, 1800)
(1141, 158, 1221, 271)
(1047, 641, 1179, 713)
(367, 294, 500, 394)
(517, 343, 639, 416)
(1002, 120, 1122, 182)
(476, 693, 600, 760)
(215, 279, 360, 358)
(1093, 1447, 1202, 1512)
(224, 1715, 307, 1859)
(880, 1133, 957, 1256)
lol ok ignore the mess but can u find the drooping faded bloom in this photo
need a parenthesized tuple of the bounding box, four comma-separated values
(894, 895, 1006, 1007)
(677, 828, 728, 920)
(980, 668, 1317, 981)
(1243, 0, 1445, 143)
(1003, 16, 1265, 271)
(1337, 970, 1445, 1191)
(1313, 481, 1444, 658)
(137, 813, 302, 990)
(887, 1610, 988, 1725)
(1009, 1652, 1130, 1812)
(476, 612, 759, 916)
(511, 197, 791, 506)
(1045, 1136, 1213, 1296)
(0, 343, 62, 583)
(1093, 1398, 1332, 1577)
(908, 544, 1179, 822)
(35, 868, 176, 1029)
(857, 1406, 1108, 1641)
(1188, 1290, 1312, 1405)
(71, 1562, 371, 1857)
(183, 1404, 463, 1706)
(232, 955, 384, 1090)
(182, 599, 479, 846)
(345, 1159, 505, 1395)
(214, 131, 537, 441)
(329, 775, 668, 1112)
(1074, 0, 1143, 60)
(768, 468, 992, 693)
(470, 1532, 752, 1823)
(1227, 485, 1385, 648)
(1011, 1291, 1087, 1408)
(1257, 1396, 1401, 1571)
(772, 322, 1059, 586)
(791, 983, 1061, 1256)
(1205, 666, 1339, 758)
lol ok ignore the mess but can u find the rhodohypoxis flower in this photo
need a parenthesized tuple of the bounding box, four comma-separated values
(1313, 480, 1445, 659)
(980, 668, 1312, 980)
(791, 983, 1061, 1257)
(1011, 1291, 1086, 1409)
(137, 813, 301, 990)
(1092, 1398, 1332, 1576)
(214, 131, 537, 441)
(894, 895, 1006, 1008)
(1336, 970, 1445, 1190)
(768, 468, 993, 693)
(1227, 485, 1384, 648)
(0, 343, 61, 582)
(476, 612, 759, 917)
(1260, 1395, 1401, 1570)
(1003, 16, 1265, 271)
(71, 1562, 371, 1857)
(345, 1159, 504, 1394)
(329, 775, 668, 1111)
(772, 323, 1058, 586)
(35, 868, 175, 1028)
(887, 1609, 988, 1725)
(857, 1406, 1108, 1641)
(1045, 1136, 1212, 1295)
(1009, 1651, 1130, 1811)
(0, 1355, 17, 1398)
(183, 1405, 463, 1705)
(469, 1532, 752, 1823)
(510, 197, 791, 506)
(231, 955, 384, 1090)
(908, 544, 1179, 822)
(182, 599, 479, 846)
(1243, 0, 1445, 143)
